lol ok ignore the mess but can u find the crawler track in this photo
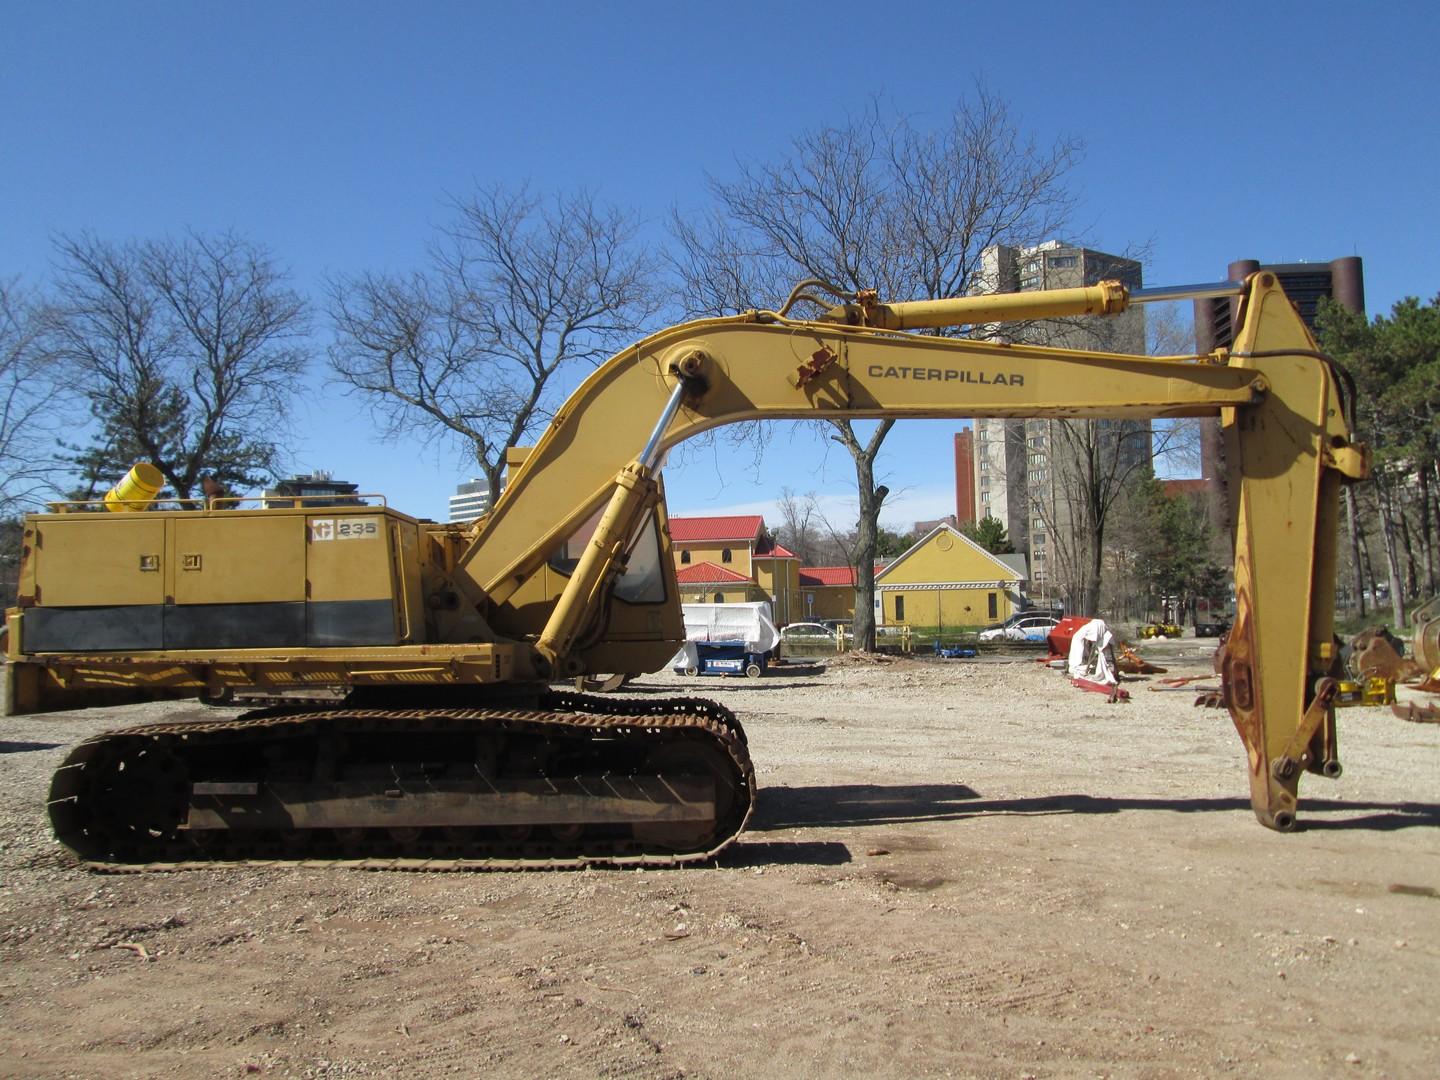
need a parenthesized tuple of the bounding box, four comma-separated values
(48, 693, 754, 872)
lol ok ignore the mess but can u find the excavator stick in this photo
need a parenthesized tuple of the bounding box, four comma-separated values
(1220, 273, 1367, 827)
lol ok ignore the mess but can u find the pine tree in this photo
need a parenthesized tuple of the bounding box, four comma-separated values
(961, 514, 1014, 554)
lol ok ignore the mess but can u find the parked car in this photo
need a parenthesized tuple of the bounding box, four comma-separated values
(781, 622, 839, 642)
(1002, 616, 1060, 642)
(778, 621, 839, 659)
(977, 607, 1062, 641)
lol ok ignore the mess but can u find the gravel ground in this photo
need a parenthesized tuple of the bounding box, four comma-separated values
(1, 646, 1437, 1079)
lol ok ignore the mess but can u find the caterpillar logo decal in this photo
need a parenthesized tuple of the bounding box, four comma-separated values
(310, 517, 380, 542)
(867, 365, 1024, 386)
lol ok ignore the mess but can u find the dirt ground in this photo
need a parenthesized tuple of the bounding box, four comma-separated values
(2, 644, 1437, 1079)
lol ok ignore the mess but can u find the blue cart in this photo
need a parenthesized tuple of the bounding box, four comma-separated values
(673, 641, 767, 679)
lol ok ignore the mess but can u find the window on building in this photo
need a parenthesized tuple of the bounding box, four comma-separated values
(713, 592, 724, 603)
(1032, 453, 1047, 466)
(680, 550, 691, 564)
(988, 592, 997, 619)
(894, 594, 905, 621)
(721, 548, 732, 563)
(1049, 255, 1077, 269)
(1033, 533, 1046, 546)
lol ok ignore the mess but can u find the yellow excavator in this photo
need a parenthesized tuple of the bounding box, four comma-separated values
(3, 272, 1367, 868)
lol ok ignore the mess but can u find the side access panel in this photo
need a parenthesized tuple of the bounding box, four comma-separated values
(169, 515, 308, 648)
(24, 516, 168, 651)
(304, 511, 409, 647)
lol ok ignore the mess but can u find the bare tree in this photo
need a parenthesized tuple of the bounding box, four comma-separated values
(50, 231, 311, 499)
(774, 488, 824, 565)
(1030, 418, 1174, 614)
(328, 185, 662, 506)
(0, 280, 66, 510)
(1024, 300, 1203, 615)
(672, 91, 1081, 649)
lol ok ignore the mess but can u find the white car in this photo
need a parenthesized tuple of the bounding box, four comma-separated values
(780, 622, 839, 642)
(1002, 616, 1059, 642)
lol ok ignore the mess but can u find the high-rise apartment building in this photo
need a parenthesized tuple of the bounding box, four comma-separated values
(448, 479, 493, 523)
(1193, 257, 1365, 537)
(970, 242, 1148, 601)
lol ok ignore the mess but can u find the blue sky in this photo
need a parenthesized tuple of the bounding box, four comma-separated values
(4, 1, 1437, 530)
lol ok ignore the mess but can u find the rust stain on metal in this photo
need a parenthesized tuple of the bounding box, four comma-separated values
(1220, 604, 1263, 774)
(794, 345, 839, 387)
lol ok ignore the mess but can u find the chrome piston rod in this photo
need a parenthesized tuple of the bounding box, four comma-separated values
(1129, 280, 1245, 305)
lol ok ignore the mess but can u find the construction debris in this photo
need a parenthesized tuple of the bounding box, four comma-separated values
(1116, 642, 1166, 675)
(1147, 680, 1221, 694)
(1334, 677, 1396, 708)
(1061, 619, 1131, 700)
(833, 652, 900, 666)
(933, 643, 978, 659)
(1392, 701, 1440, 724)
(1136, 622, 1182, 640)
(1066, 619, 1117, 683)
(1072, 676, 1130, 702)
(1409, 596, 1440, 672)
(1347, 627, 1422, 682)
(1194, 688, 1227, 709)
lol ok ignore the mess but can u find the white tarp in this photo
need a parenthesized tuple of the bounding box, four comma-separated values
(679, 602, 779, 652)
(1067, 618, 1117, 685)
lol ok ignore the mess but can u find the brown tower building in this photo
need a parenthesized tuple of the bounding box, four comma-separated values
(953, 430, 976, 527)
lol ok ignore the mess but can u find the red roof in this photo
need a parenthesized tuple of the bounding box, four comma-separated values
(754, 535, 797, 558)
(676, 561, 753, 585)
(669, 515, 765, 543)
(800, 565, 857, 587)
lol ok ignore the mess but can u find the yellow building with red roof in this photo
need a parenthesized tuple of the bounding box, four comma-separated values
(669, 516, 1028, 631)
(668, 515, 802, 623)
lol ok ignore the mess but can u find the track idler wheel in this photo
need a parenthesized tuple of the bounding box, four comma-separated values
(51, 739, 190, 862)
(631, 737, 744, 853)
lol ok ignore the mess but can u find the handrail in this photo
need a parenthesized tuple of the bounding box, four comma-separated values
(44, 493, 391, 513)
